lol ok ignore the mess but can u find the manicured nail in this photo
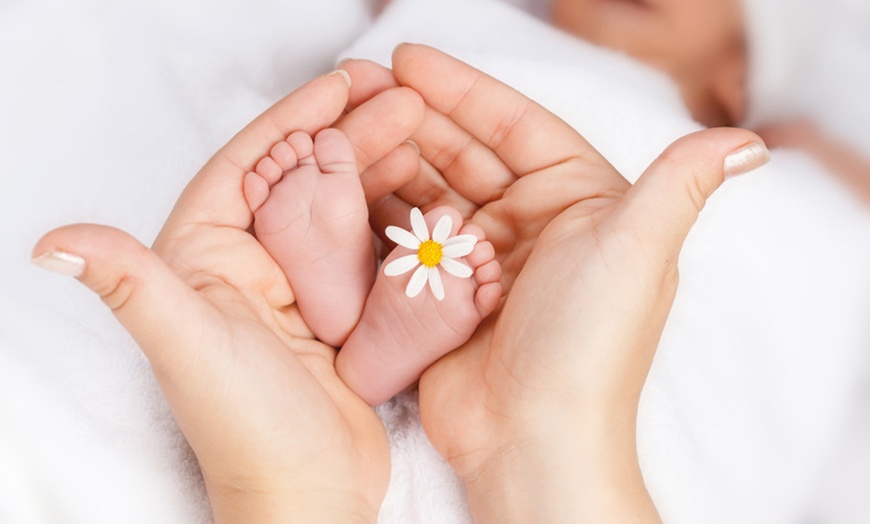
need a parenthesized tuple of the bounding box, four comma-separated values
(724, 141, 770, 179)
(404, 139, 421, 156)
(327, 69, 352, 88)
(32, 250, 86, 277)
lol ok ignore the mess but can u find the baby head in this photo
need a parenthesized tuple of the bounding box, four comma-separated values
(550, 0, 747, 127)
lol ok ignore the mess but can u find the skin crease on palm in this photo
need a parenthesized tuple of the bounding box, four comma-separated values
(550, 0, 748, 127)
(340, 45, 764, 521)
(34, 74, 430, 522)
(346, 45, 643, 476)
(32, 34, 766, 521)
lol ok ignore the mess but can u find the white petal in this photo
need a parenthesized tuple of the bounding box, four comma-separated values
(432, 214, 453, 243)
(410, 207, 429, 241)
(428, 267, 445, 301)
(383, 255, 420, 276)
(442, 241, 475, 258)
(439, 257, 473, 278)
(385, 226, 421, 250)
(443, 234, 478, 247)
(405, 264, 429, 298)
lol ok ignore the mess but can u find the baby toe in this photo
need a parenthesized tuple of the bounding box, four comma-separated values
(458, 223, 486, 242)
(287, 131, 315, 165)
(313, 128, 358, 175)
(474, 258, 502, 286)
(466, 240, 496, 268)
(270, 140, 298, 172)
(474, 281, 502, 318)
(422, 206, 464, 237)
(243, 171, 270, 212)
(255, 156, 283, 185)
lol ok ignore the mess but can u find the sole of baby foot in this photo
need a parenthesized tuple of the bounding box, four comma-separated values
(335, 206, 502, 406)
(244, 128, 375, 347)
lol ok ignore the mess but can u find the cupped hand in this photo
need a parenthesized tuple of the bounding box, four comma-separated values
(345, 45, 768, 521)
(33, 72, 424, 523)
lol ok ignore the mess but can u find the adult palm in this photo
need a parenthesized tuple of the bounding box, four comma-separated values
(346, 45, 764, 495)
(34, 73, 424, 522)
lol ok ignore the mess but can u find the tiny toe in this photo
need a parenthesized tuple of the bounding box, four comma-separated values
(244, 171, 270, 212)
(475, 281, 502, 317)
(270, 140, 298, 171)
(458, 223, 486, 243)
(474, 259, 502, 286)
(466, 240, 495, 268)
(422, 205, 464, 237)
(313, 128, 358, 175)
(287, 131, 315, 165)
(255, 156, 283, 185)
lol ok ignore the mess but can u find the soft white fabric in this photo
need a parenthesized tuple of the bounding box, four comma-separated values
(3, 0, 870, 523)
(0, 1, 371, 522)
(741, 0, 870, 155)
(740, 0, 823, 127)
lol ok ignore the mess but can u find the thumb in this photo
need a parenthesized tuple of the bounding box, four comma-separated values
(32, 224, 208, 374)
(622, 127, 769, 256)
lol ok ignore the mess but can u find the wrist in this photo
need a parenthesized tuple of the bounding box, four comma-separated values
(205, 477, 378, 524)
(462, 404, 660, 524)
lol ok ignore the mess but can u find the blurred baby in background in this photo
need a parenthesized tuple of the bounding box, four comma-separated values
(552, 0, 870, 202)
(548, 0, 870, 202)
(374, 0, 870, 199)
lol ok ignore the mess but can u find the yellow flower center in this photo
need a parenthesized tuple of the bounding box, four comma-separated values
(417, 240, 443, 268)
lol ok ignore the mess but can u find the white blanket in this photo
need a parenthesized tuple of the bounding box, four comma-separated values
(2, 0, 870, 522)
(0, 1, 372, 522)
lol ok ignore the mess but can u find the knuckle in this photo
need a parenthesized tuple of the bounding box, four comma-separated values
(658, 149, 709, 214)
(98, 274, 140, 312)
(487, 99, 531, 149)
(683, 173, 708, 214)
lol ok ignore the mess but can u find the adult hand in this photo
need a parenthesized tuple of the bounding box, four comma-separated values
(33, 72, 424, 523)
(345, 45, 768, 522)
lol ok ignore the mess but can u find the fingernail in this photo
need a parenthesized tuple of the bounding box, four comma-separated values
(724, 141, 770, 179)
(32, 250, 86, 277)
(404, 139, 421, 156)
(393, 42, 410, 55)
(327, 69, 352, 88)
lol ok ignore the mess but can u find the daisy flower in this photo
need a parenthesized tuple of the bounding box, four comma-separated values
(383, 207, 478, 301)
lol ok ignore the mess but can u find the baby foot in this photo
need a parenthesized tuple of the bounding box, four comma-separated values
(244, 128, 374, 347)
(335, 206, 502, 406)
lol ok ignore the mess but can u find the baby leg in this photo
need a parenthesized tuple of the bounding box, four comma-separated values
(336, 206, 502, 406)
(244, 129, 374, 347)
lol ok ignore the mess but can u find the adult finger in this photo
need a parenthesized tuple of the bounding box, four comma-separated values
(32, 224, 216, 377)
(392, 44, 612, 181)
(340, 58, 400, 110)
(369, 194, 414, 247)
(365, 151, 479, 245)
(620, 128, 769, 258)
(360, 103, 504, 211)
(394, 156, 478, 216)
(169, 72, 353, 231)
(410, 106, 516, 205)
(345, 56, 515, 207)
(359, 140, 421, 204)
(334, 86, 425, 172)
